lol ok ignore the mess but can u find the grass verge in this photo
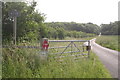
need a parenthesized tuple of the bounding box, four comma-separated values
(2, 45, 112, 78)
(96, 35, 119, 51)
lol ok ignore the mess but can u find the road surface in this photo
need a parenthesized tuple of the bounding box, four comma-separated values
(90, 38, 119, 78)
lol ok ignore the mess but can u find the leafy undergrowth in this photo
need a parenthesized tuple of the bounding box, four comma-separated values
(2, 46, 112, 78)
(96, 35, 119, 51)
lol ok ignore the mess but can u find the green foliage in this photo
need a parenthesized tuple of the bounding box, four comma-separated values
(45, 22, 100, 35)
(45, 23, 97, 39)
(56, 28, 65, 39)
(2, 41, 112, 78)
(2, 47, 39, 78)
(46, 27, 58, 39)
(2, 1, 45, 43)
(66, 31, 96, 38)
(100, 21, 119, 35)
(44, 22, 99, 39)
(96, 35, 120, 51)
(36, 52, 111, 78)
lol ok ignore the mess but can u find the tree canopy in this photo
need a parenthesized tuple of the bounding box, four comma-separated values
(100, 21, 119, 35)
(45, 22, 100, 35)
(2, 1, 45, 42)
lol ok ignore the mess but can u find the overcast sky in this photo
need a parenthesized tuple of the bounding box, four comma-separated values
(35, 0, 119, 25)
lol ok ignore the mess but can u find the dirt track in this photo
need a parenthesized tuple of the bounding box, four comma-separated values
(90, 38, 119, 78)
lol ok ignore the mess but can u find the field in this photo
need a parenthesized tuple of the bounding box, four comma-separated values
(2, 37, 112, 78)
(96, 35, 120, 51)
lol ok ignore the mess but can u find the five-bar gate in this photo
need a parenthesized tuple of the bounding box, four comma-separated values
(3, 38, 91, 59)
(48, 39, 91, 58)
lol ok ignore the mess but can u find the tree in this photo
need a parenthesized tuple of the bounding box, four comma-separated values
(100, 21, 119, 35)
(2, 1, 45, 43)
(56, 28, 65, 39)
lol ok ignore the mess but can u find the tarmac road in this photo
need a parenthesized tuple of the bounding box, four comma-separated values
(90, 38, 119, 78)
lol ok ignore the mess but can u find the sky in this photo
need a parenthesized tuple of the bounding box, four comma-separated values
(35, 0, 119, 25)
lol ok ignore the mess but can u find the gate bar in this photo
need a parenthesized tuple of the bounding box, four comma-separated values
(49, 40, 88, 42)
(51, 50, 82, 55)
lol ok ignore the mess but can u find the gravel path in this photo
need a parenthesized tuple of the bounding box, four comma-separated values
(90, 38, 119, 78)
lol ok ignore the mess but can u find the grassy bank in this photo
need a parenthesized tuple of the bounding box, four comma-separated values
(2, 37, 112, 78)
(96, 35, 119, 51)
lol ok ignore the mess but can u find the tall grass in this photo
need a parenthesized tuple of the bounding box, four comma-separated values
(2, 37, 112, 78)
(96, 35, 119, 51)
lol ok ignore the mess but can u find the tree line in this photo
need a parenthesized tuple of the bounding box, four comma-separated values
(45, 26, 96, 39)
(2, 1, 119, 43)
(45, 22, 100, 35)
(45, 22, 99, 39)
(100, 21, 120, 35)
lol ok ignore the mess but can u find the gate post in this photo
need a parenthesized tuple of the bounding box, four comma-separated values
(88, 40, 91, 58)
(40, 38, 49, 61)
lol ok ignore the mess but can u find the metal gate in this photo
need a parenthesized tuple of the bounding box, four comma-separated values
(48, 40, 91, 58)
(3, 39, 91, 59)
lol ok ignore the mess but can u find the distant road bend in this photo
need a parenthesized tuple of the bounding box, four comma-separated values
(90, 38, 119, 78)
